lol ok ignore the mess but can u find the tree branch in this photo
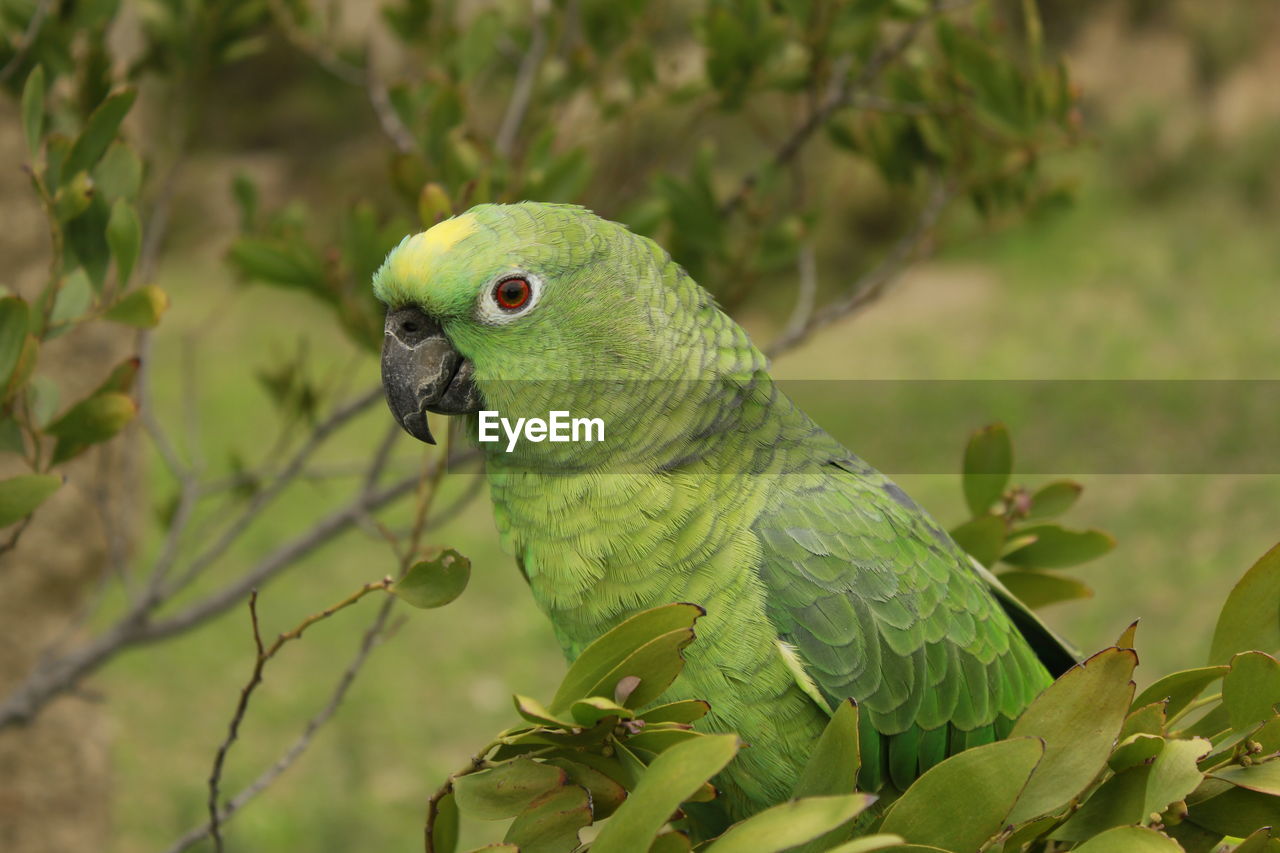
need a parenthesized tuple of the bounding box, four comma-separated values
(494, 0, 550, 159)
(0, 0, 53, 84)
(766, 178, 953, 358)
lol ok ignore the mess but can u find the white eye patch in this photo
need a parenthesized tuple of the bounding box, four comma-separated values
(476, 271, 543, 325)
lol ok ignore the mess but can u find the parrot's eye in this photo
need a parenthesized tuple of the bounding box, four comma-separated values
(493, 276, 532, 311)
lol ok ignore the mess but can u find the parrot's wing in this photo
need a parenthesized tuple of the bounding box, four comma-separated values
(753, 454, 1055, 791)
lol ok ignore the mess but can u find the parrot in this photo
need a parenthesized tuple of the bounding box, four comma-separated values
(374, 202, 1076, 819)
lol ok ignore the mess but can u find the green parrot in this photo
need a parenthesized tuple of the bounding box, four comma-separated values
(374, 202, 1074, 818)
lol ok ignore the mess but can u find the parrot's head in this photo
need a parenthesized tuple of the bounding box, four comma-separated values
(373, 202, 765, 464)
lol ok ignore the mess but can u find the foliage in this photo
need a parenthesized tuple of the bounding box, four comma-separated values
(429, 545, 1280, 853)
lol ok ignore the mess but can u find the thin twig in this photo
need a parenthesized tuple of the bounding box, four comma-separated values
(494, 0, 550, 158)
(0, 0, 53, 84)
(766, 178, 953, 358)
(779, 241, 819, 344)
(162, 596, 392, 853)
(205, 579, 392, 851)
(366, 63, 417, 155)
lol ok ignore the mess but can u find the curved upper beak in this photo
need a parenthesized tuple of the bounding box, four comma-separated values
(381, 306, 482, 444)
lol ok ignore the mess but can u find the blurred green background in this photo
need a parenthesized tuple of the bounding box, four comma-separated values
(3, 0, 1278, 850)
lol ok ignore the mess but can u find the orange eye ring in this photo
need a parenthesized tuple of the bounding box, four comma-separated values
(494, 276, 532, 311)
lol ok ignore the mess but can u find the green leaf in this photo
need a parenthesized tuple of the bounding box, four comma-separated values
(1122, 702, 1168, 740)
(431, 791, 459, 853)
(1002, 524, 1116, 569)
(1145, 737, 1212, 816)
(94, 142, 143, 203)
(550, 603, 703, 713)
(104, 285, 168, 328)
(3, 335, 38, 403)
(640, 700, 711, 725)
(647, 832, 692, 853)
(590, 734, 739, 853)
(227, 237, 326, 291)
(1025, 480, 1083, 520)
(1232, 827, 1280, 853)
(53, 171, 95, 222)
(503, 784, 592, 853)
(65, 89, 137, 178)
(822, 836, 910, 853)
(0, 297, 30, 388)
(0, 418, 25, 456)
(881, 737, 1043, 852)
(1007, 646, 1137, 824)
(703, 794, 877, 853)
(0, 474, 62, 527)
(106, 200, 141, 287)
(419, 182, 453, 226)
(392, 548, 470, 609)
(514, 694, 576, 729)
(1223, 652, 1280, 732)
(1108, 734, 1164, 772)
(625, 725, 702, 755)
(571, 696, 635, 727)
(590, 627, 697, 710)
(46, 391, 137, 465)
(792, 699, 860, 799)
(1210, 543, 1280, 665)
(1185, 784, 1280, 837)
(1208, 760, 1280, 797)
(1133, 666, 1228, 719)
(949, 515, 1005, 568)
(453, 757, 567, 821)
(962, 422, 1012, 515)
(22, 66, 45, 158)
(997, 569, 1093, 609)
(50, 269, 95, 329)
(1071, 825, 1185, 852)
(231, 172, 259, 232)
(544, 757, 628, 819)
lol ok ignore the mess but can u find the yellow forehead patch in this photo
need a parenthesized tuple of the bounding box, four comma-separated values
(390, 214, 477, 281)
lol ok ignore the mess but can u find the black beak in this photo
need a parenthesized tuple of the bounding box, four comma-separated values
(381, 306, 482, 444)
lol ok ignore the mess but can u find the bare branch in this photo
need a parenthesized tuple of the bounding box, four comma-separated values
(779, 241, 819, 345)
(0, 0, 52, 84)
(494, 0, 550, 159)
(366, 65, 417, 156)
(163, 594, 395, 853)
(0, 470, 417, 730)
(766, 178, 953, 358)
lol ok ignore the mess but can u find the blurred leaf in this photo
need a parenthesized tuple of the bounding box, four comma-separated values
(0, 418, 24, 456)
(881, 737, 1043, 851)
(1134, 666, 1228, 720)
(1026, 480, 1083, 520)
(50, 269, 95, 330)
(997, 570, 1093, 609)
(792, 699, 860, 799)
(22, 66, 45, 158)
(105, 285, 168, 328)
(1007, 646, 1138, 824)
(454, 757, 567, 821)
(503, 784, 591, 853)
(392, 548, 471, 609)
(65, 198, 112, 289)
(1210, 762, 1280, 797)
(0, 298, 30, 388)
(545, 757, 628, 819)
(590, 734, 738, 853)
(93, 358, 140, 396)
(1002, 524, 1116, 569)
(419, 182, 453, 226)
(432, 791, 459, 853)
(3, 335, 39, 403)
(1071, 825, 1184, 852)
(53, 171, 95, 222)
(106, 200, 141, 287)
(550, 603, 703, 713)
(1232, 828, 1280, 853)
(94, 142, 143, 203)
(45, 391, 137, 465)
(1222, 652, 1280, 731)
(704, 794, 876, 853)
(962, 422, 1011, 515)
(228, 237, 326, 291)
(950, 515, 1005, 568)
(65, 88, 137, 178)
(1210, 543, 1280, 665)
(0, 474, 62, 527)
(640, 700, 710, 725)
